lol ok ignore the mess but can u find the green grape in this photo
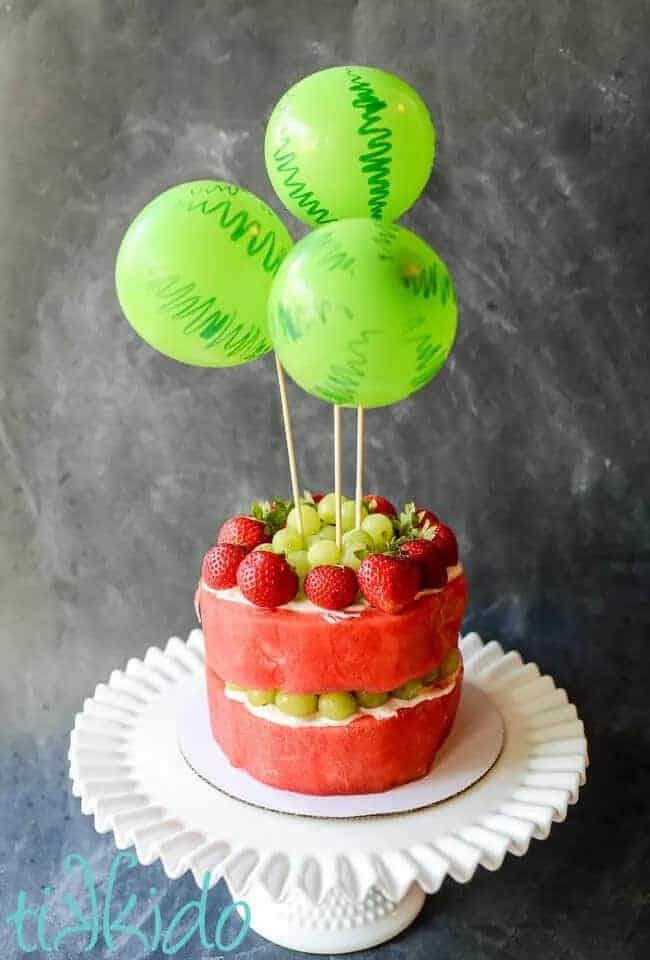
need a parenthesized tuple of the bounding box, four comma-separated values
(306, 525, 337, 548)
(318, 691, 357, 721)
(225, 681, 246, 692)
(392, 679, 423, 700)
(254, 542, 275, 552)
(341, 500, 367, 531)
(361, 512, 395, 547)
(341, 531, 371, 571)
(341, 546, 364, 571)
(246, 689, 276, 707)
(286, 549, 310, 578)
(275, 692, 318, 717)
(440, 648, 461, 678)
(342, 528, 374, 550)
(307, 540, 341, 567)
(422, 667, 440, 685)
(287, 504, 321, 537)
(317, 492, 348, 525)
(272, 527, 304, 554)
(355, 690, 390, 708)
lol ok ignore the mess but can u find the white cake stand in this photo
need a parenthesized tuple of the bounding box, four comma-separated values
(69, 631, 588, 954)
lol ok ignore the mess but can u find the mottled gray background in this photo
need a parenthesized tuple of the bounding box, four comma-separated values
(1, 1, 649, 958)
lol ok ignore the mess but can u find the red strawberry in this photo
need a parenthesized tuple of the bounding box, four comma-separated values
(217, 515, 271, 551)
(415, 506, 440, 530)
(357, 554, 422, 614)
(427, 522, 459, 566)
(363, 494, 397, 516)
(398, 501, 438, 537)
(304, 565, 359, 611)
(310, 492, 325, 504)
(236, 550, 299, 608)
(399, 539, 448, 588)
(202, 543, 248, 590)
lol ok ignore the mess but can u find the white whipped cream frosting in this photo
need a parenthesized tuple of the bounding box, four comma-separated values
(201, 563, 463, 620)
(223, 665, 461, 728)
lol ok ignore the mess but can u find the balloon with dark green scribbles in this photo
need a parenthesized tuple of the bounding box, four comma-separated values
(264, 66, 435, 228)
(115, 181, 293, 367)
(267, 219, 457, 409)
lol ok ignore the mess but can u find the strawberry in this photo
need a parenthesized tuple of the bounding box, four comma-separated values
(202, 543, 248, 589)
(398, 539, 448, 588)
(218, 515, 271, 551)
(309, 491, 325, 504)
(415, 506, 440, 530)
(236, 550, 299, 608)
(357, 553, 422, 614)
(427, 522, 459, 567)
(250, 497, 291, 533)
(363, 494, 397, 516)
(304, 565, 359, 611)
(398, 501, 438, 537)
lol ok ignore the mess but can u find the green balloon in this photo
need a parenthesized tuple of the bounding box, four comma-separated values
(115, 181, 293, 367)
(265, 66, 435, 228)
(268, 219, 457, 408)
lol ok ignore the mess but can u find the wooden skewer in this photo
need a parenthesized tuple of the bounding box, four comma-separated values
(274, 355, 304, 538)
(354, 405, 365, 529)
(334, 404, 343, 550)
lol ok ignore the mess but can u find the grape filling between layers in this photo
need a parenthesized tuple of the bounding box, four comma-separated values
(222, 649, 462, 728)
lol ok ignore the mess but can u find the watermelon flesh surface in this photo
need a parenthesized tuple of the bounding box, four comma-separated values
(206, 667, 463, 795)
(198, 574, 467, 694)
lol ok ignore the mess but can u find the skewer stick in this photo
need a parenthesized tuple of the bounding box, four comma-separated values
(354, 406, 365, 529)
(274, 355, 304, 539)
(334, 404, 343, 550)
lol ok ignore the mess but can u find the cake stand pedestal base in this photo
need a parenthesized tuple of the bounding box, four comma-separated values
(69, 630, 588, 955)
(245, 882, 426, 954)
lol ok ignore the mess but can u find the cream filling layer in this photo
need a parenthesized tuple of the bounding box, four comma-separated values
(202, 563, 463, 618)
(223, 665, 461, 728)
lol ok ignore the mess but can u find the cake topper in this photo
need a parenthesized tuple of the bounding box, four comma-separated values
(115, 178, 307, 536)
(115, 180, 291, 367)
(267, 218, 457, 409)
(115, 68, 456, 546)
(264, 65, 435, 227)
(266, 218, 457, 538)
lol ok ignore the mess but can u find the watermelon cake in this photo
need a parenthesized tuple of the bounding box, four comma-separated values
(195, 493, 467, 795)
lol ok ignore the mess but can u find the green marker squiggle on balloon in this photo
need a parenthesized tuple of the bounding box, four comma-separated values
(148, 275, 271, 361)
(314, 328, 380, 405)
(372, 224, 400, 260)
(402, 261, 455, 305)
(276, 301, 303, 343)
(407, 330, 447, 390)
(186, 194, 287, 276)
(270, 136, 335, 225)
(346, 68, 393, 220)
(303, 228, 356, 275)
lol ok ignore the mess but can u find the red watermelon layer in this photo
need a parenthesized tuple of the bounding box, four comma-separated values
(198, 572, 467, 694)
(206, 667, 463, 795)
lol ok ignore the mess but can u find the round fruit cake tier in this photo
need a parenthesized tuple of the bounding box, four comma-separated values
(196, 569, 466, 693)
(206, 663, 463, 795)
(197, 494, 466, 795)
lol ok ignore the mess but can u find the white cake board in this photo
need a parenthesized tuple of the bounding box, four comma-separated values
(178, 682, 504, 818)
(69, 631, 588, 954)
